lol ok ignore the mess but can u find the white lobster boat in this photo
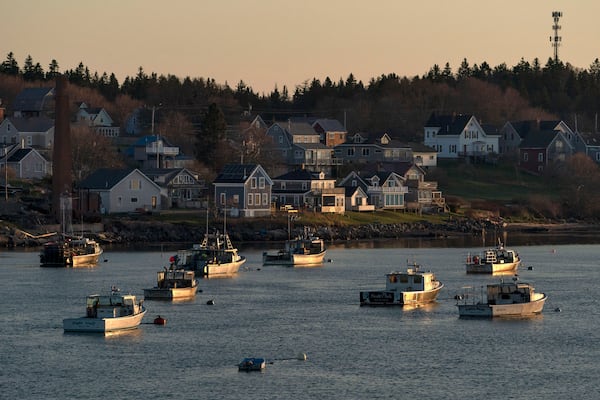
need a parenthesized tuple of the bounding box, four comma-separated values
(263, 233, 326, 266)
(466, 241, 521, 274)
(457, 279, 547, 318)
(63, 288, 146, 333)
(144, 268, 199, 300)
(360, 263, 444, 306)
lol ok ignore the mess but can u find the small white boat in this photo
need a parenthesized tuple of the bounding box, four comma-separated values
(63, 288, 146, 333)
(360, 263, 444, 306)
(238, 357, 266, 371)
(40, 236, 103, 268)
(457, 279, 547, 318)
(466, 241, 520, 274)
(263, 228, 326, 266)
(144, 268, 199, 300)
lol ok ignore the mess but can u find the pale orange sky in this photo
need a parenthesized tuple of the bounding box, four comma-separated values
(2, 1, 598, 94)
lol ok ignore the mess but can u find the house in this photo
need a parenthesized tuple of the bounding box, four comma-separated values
(336, 173, 375, 212)
(213, 163, 272, 217)
(574, 131, 600, 163)
(423, 113, 499, 160)
(271, 169, 345, 214)
(312, 118, 347, 147)
(0, 116, 55, 149)
(142, 168, 206, 209)
(500, 120, 574, 157)
(408, 142, 438, 168)
(1, 144, 50, 179)
(124, 135, 188, 169)
(75, 102, 120, 137)
(266, 119, 341, 173)
(518, 130, 572, 175)
(11, 87, 55, 118)
(393, 163, 446, 212)
(360, 171, 408, 210)
(334, 132, 413, 164)
(78, 168, 162, 214)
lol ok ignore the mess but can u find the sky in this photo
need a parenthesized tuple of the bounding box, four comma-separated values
(2, 1, 599, 94)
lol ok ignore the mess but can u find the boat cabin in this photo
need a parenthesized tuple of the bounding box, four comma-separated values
(85, 293, 141, 318)
(156, 269, 195, 288)
(385, 268, 438, 292)
(487, 282, 534, 305)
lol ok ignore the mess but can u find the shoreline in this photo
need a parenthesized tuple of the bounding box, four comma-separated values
(3, 219, 599, 248)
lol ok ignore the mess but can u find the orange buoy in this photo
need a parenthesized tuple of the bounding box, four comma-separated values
(153, 315, 166, 325)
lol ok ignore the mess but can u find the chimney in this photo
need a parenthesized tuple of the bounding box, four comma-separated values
(52, 75, 73, 222)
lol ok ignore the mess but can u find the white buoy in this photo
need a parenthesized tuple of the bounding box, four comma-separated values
(297, 352, 307, 361)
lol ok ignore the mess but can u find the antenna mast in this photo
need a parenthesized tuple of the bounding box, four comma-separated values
(550, 11, 563, 62)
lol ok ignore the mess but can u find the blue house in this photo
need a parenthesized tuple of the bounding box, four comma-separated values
(213, 164, 272, 217)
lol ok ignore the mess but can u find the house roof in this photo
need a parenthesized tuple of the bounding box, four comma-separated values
(7, 148, 37, 162)
(578, 131, 600, 147)
(79, 168, 138, 189)
(12, 87, 54, 112)
(214, 164, 259, 183)
(274, 169, 319, 181)
(519, 130, 561, 148)
(6, 116, 54, 132)
(510, 120, 562, 139)
(287, 120, 319, 136)
(425, 113, 473, 135)
(313, 118, 346, 132)
(142, 168, 186, 184)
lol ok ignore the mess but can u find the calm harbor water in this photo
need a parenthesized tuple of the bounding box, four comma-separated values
(1, 239, 599, 399)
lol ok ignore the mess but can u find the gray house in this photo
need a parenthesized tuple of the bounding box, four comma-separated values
(79, 168, 162, 214)
(2, 145, 50, 179)
(213, 163, 272, 217)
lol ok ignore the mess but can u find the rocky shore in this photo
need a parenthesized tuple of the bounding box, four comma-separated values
(1, 216, 593, 248)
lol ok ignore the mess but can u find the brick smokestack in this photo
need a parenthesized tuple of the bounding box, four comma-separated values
(52, 75, 73, 222)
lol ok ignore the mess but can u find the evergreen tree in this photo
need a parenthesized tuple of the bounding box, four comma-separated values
(0, 52, 19, 75)
(195, 102, 227, 169)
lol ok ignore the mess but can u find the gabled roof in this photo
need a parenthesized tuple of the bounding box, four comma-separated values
(286, 120, 319, 136)
(577, 131, 600, 147)
(7, 148, 37, 162)
(509, 120, 563, 139)
(344, 185, 367, 197)
(79, 168, 139, 189)
(425, 113, 474, 135)
(519, 130, 562, 148)
(214, 164, 260, 183)
(12, 87, 54, 112)
(338, 171, 369, 189)
(5, 116, 54, 132)
(141, 168, 194, 185)
(313, 118, 346, 132)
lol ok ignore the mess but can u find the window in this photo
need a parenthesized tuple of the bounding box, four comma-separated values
(302, 182, 307, 190)
(347, 148, 355, 156)
(251, 177, 257, 189)
(262, 193, 268, 205)
(130, 179, 141, 190)
(259, 177, 265, 189)
(281, 182, 286, 190)
(362, 148, 370, 156)
(537, 152, 544, 162)
(131, 197, 138, 203)
(220, 193, 226, 205)
(255, 193, 260, 205)
(278, 135, 283, 143)
(232, 194, 239, 204)
(523, 153, 528, 162)
(248, 193, 253, 205)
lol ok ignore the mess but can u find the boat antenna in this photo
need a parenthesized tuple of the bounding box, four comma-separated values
(205, 198, 209, 237)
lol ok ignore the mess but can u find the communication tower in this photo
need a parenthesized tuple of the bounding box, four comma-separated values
(550, 11, 562, 62)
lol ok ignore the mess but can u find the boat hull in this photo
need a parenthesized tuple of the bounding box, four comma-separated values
(70, 249, 103, 267)
(144, 286, 197, 300)
(292, 250, 326, 266)
(458, 295, 547, 317)
(63, 309, 147, 333)
(466, 260, 520, 274)
(360, 284, 444, 306)
(200, 257, 246, 277)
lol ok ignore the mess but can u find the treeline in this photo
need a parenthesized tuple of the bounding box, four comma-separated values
(2, 52, 600, 138)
